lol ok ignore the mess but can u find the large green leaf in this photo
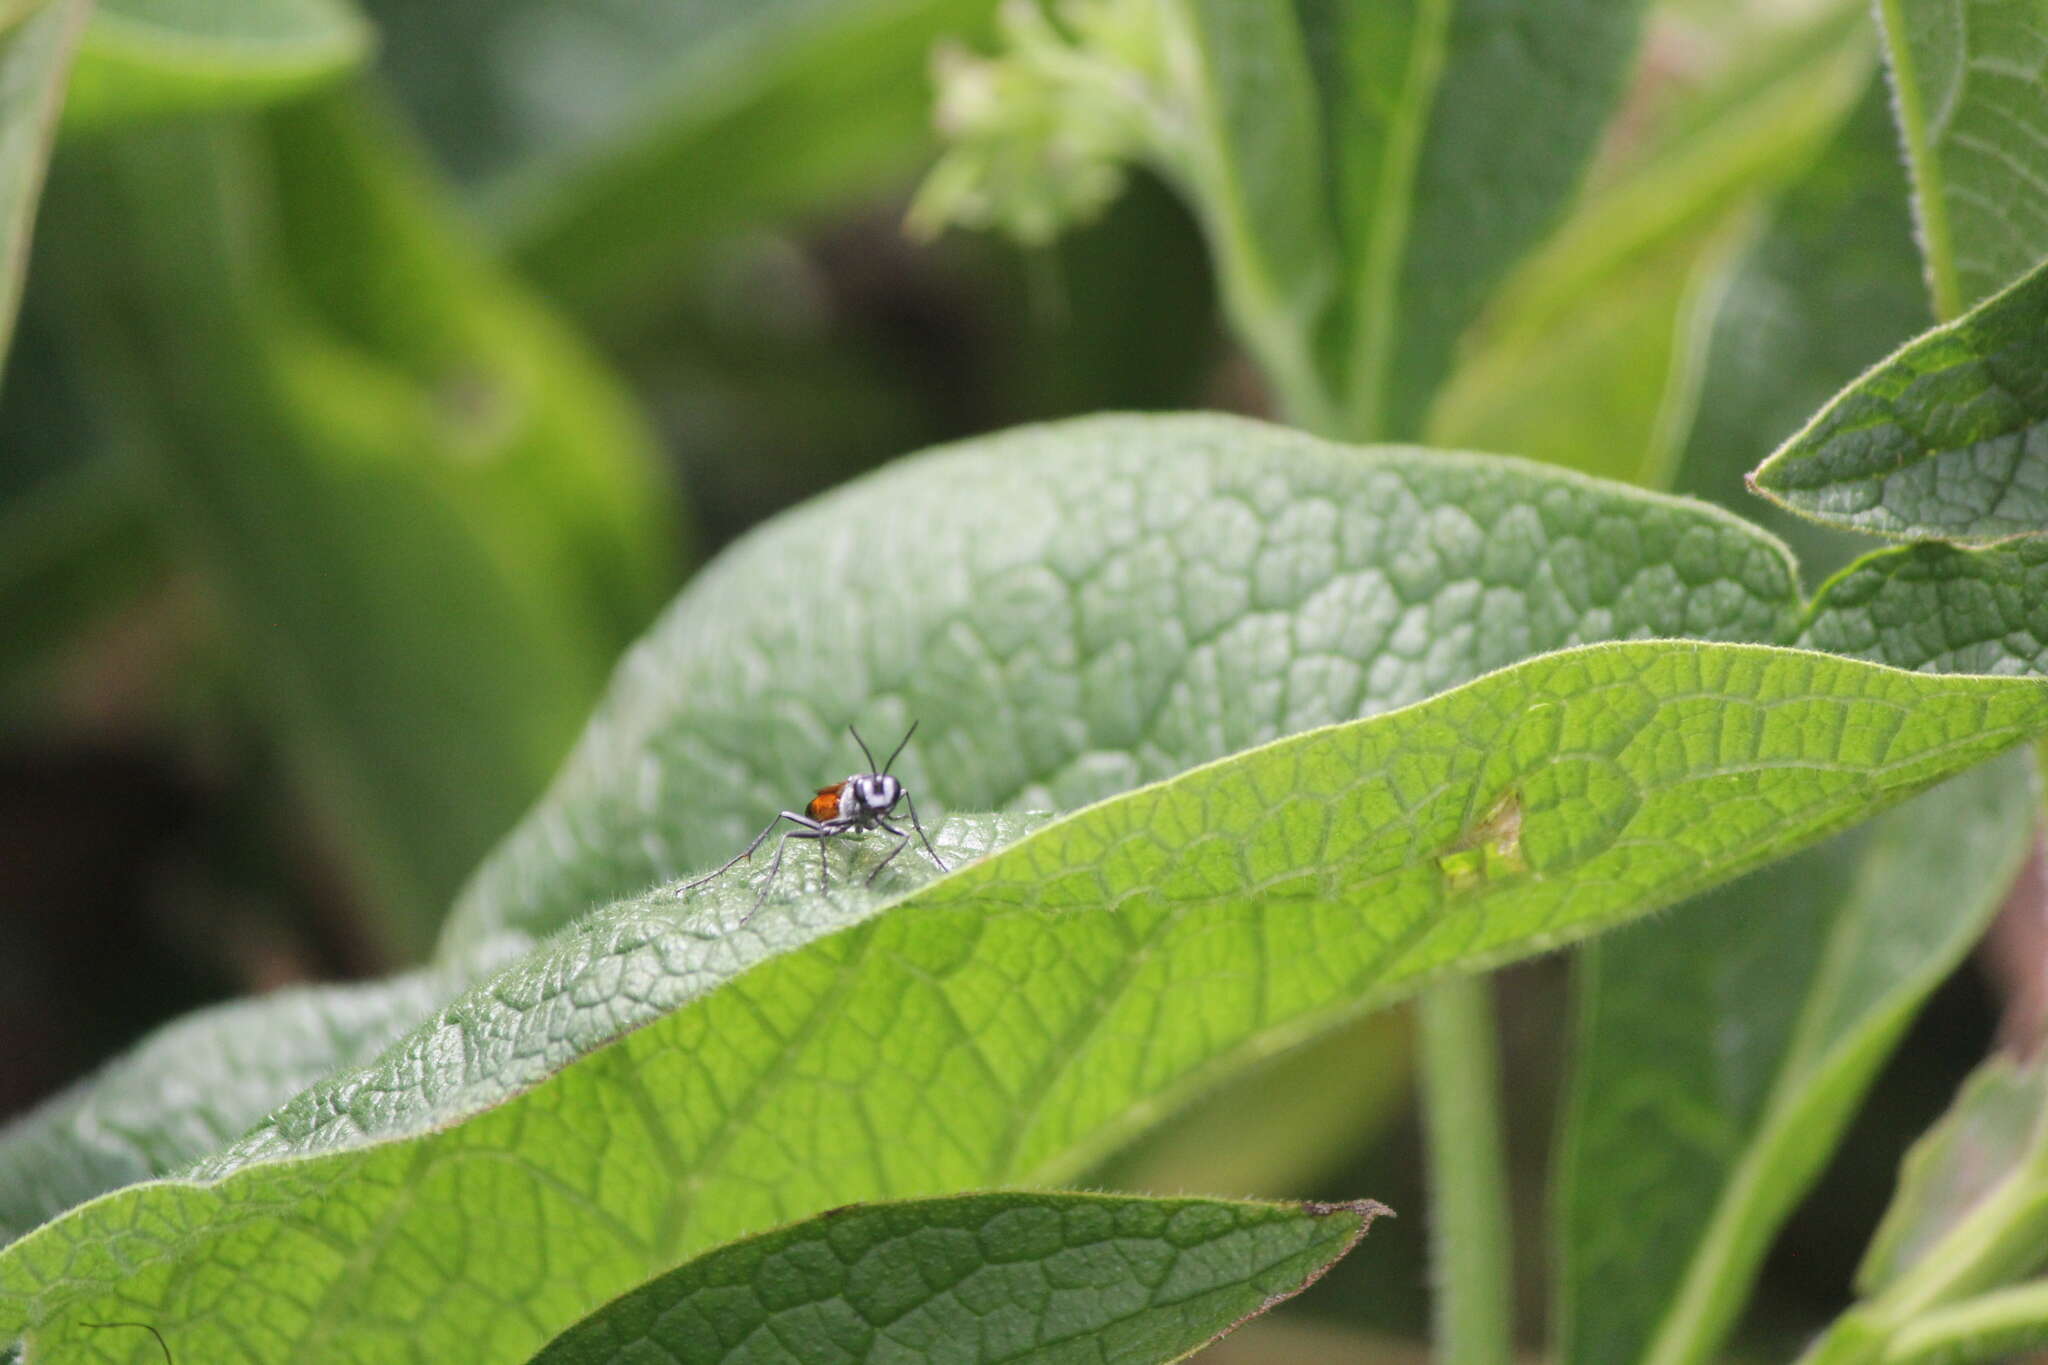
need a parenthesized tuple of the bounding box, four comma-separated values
(436, 412, 1799, 957)
(1876, 0, 2048, 317)
(4, 641, 2045, 1363)
(1749, 252, 2048, 541)
(64, 0, 370, 127)
(0, 412, 1796, 1262)
(529, 1192, 1389, 1364)
(42, 92, 678, 950)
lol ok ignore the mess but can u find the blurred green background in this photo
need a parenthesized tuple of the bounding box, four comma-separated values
(0, 0, 2007, 1357)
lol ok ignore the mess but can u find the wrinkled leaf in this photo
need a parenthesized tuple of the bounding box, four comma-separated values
(3, 641, 2046, 1362)
(65, 0, 370, 127)
(1876, 0, 2048, 317)
(45, 90, 677, 949)
(1749, 253, 2048, 541)
(1797, 539, 2048, 675)
(437, 412, 1800, 957)
(530, 1192, 1389, 1365)
(0, 412, 1803, 1255)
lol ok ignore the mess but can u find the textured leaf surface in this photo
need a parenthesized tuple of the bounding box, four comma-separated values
(529, 1192, 1387, 1364)
(47, 92, 676, 947)
(65, 0, 369, 126)
(0, 412, 1800, 1263)
(1877, 0, 2048, 316)
(4, 641, 2046, 1363)
(1796, 539, 2048, 675)
(1749, 252, 2048, 541)
(438, 412, 1799, 958)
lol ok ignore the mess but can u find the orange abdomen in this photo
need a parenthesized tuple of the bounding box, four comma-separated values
(806, 784, 844, 822)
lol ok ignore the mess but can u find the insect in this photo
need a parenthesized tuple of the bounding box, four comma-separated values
(678, 722, 947, 911)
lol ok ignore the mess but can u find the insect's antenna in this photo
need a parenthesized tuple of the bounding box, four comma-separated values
(849, 724, 880, 773)
(881, 719, 919, 775)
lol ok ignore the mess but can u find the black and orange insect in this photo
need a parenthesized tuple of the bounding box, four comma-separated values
(678, 722, 947, 910)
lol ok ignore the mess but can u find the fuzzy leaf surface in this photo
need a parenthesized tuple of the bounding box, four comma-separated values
(529, 1192, 1387, 1365)
(3, 642, 2046, 1363)
(1749, 255, 2048, 541)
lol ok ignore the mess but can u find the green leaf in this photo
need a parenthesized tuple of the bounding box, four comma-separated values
(1556, 752, 2038, 1365)
(1431, 8, 1877, 484)
(0, 0, 85, 376)
(1328, 0, 1654, 440)
(64, 0, 371, 127)
(1860, 1052, 2048, 1295)
(1671, 78, 1927, 578)
(1876, 0, 2048, 317)
(4, 640, 2046, 1361)
(42, 91, 679, 950)
(1796, 539, 2048, 674)
(1748, 252, 2048, 541)
(427, 0, 999, 324)
(0, 411, 1799, 1253)
(916, 1, 1651, 438)
(0, 967, 453, 1246)
(1877, 1281, 2048, 1365)
(528, 1192, 1390, 1365)
(435, 412, 1801, 957)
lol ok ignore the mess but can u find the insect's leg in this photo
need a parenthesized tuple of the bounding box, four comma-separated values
(866, 822, 913, 884)
(677, 812, 792, 895)
(900, 793, 948, 871)
(679, 810, 823, 896)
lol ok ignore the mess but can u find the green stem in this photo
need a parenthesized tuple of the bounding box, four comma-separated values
(1419, 974, 1516, 1365)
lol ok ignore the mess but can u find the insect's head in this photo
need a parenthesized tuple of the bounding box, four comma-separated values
(851, 773, 902, 814)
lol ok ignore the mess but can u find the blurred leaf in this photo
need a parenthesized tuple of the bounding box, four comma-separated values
(1426, 2, 1872, 481)
(6, 640, 2046, 1361)
(435, 412, 1801, 957)
(1671, 80, 1926, 578)
(350, 0, 1002, 324)
(915, 0, 1652, 439)
(64, 0, 370, 128)
(1875, 0, 2048, 317)
(0, 0, 84, 376)
(1317, 0, 1655, 440)
(1556, 753, 2037, 1365)
(45, 89, 678, 952)
(1875, 1280, 2048, 1365)
(529, 1192, 1390, 1365)
(1100, 1012, 1412, 1202)
(1751, 253, 2048, 541)
(1861, 1052, 2048, 1295)
(0, 966, 451, 1245)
